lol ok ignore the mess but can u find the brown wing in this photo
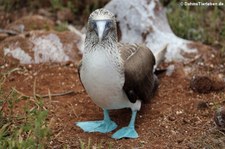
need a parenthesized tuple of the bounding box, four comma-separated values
(119, 43, 158, 103)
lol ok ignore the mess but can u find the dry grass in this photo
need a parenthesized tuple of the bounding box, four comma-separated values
(0, 68, 50, 148)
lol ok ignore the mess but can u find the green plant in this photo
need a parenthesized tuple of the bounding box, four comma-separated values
(55, 22, 69, 32)
(0, 69, 50, 149)
(49, 0, 77, 13)
(50, 0, 63, 10)
(166, 0, 225, 48)
(66, 1, 77, 13)
(0, 0, 20, 11)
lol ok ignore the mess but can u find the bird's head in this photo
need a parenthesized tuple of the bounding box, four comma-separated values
(86, 8, 117, 44)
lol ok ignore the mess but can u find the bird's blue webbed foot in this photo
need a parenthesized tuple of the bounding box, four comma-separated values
(112, 125, 138, 139)
(112, 111, 138, 139)
(76, 120, 117, 133)
(76, 109, 117, 133)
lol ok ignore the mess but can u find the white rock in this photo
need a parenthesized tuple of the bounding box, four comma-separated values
(4, 47, 32, 64)
(105, 0, 197, 62)
(30, 33, 70, 63)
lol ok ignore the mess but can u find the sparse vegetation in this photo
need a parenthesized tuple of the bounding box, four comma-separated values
(0, 68, 50, 149)
(50, 0, 64, 10)
(55, 22, 69, 32)
(189, 128, 225, 148)
(166, 0, 225, 50)
(79, 138, 114, 149)
(0, 0, 109, 24)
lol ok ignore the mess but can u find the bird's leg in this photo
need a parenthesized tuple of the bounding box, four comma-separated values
(112, 110, 138, 139)
(76, 109, 117, 133)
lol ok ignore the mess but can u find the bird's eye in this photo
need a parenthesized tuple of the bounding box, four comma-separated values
(105, 21, 113, 29)
(90, 21, 97, 30)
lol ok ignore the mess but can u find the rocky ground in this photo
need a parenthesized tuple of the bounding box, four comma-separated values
(0, 8, 225, 149)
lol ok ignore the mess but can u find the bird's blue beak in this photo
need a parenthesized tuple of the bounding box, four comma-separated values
(96, 20, 107, 42)
(92, 20, 112, 42)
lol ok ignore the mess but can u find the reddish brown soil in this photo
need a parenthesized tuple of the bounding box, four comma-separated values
(1, 9, 225, 149)
(1, 53, 224, 148)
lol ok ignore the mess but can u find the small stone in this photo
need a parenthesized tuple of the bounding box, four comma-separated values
(208, 102, 214, 106)
(177, 138, 184, 144)
(190, 75, 225, 93)
(218, 74, 224, 79)
(176, 110, 183, 115)
(197, 101, 209, 110)
(198, 62, 204, 66)
(168, 115, 176, 121)
(171, 130, 177, 135)
(33, 72, 38, 76)
(69, 63, 74, 67)
(139, 140, 146, 144)
(190, 75, 212, 93)
(183, 118, 190, 124)
(210, 64, 214, 68)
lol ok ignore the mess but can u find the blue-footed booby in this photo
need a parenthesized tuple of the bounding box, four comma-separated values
(76, 8, 158, 139)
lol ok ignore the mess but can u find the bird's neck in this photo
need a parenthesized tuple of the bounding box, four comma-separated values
(83, 35, 124, 74)
(84, 34, 119, 55)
